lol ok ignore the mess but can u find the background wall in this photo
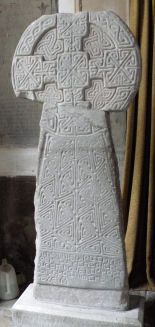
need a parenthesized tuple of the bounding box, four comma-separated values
(0, 0, 58, 146)
(0, 0, 58, 283)
(76, 0, 129, 21)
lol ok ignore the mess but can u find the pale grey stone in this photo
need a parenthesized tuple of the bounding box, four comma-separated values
(33, 104, 129, 294)
(34, 283, 129, 311)
(12, 284, 144, 327)
(12, 12, 141, 109)
(11, 10, 141, 311)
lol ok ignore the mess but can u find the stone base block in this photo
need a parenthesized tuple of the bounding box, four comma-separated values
(12, 284, 144, 327)
(34, 283, 129, 311)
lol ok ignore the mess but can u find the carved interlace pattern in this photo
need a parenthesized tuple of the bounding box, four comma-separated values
(34, 107, 125, 288)
(12, 12, 141, 290)
(12, 11, 141, 111)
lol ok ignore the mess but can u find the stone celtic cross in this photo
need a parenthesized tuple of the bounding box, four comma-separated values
(12, 11, 141, 311)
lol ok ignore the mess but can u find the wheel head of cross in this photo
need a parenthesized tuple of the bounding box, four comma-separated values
(11, 11, 141, 112)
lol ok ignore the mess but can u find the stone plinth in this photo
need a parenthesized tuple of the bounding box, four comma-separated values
(12, 284, 144, 327)
(34, 283, 128, 311)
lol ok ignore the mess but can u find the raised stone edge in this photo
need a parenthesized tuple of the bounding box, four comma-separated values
(12, 284, 144, 326)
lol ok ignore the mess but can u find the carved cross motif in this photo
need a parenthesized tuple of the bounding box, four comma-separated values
(13, 56, 56, 91)
(57, 52, 89, 88)
(12, 12, 140, 111)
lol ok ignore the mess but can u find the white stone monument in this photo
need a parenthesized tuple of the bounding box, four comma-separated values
(11, 11, 143, 327)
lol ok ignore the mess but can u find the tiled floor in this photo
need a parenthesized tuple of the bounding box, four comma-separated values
(0, 291, 155, 327)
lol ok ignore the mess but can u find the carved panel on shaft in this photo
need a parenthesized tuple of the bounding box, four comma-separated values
(34, 107, 126, 288)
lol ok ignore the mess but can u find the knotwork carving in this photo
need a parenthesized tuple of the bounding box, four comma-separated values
(12, 11, 141, 110)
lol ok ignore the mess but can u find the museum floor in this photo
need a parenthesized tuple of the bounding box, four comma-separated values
(0, 290, 155, 327)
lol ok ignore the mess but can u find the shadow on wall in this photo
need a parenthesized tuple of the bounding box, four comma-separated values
(0, 176, 36, 284)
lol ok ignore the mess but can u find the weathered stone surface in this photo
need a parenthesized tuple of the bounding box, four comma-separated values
(12, 284, 144, 327)
(33, 105, 128, 293)
(12, 11, 141, 309)
(34, 283, 128, 311)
